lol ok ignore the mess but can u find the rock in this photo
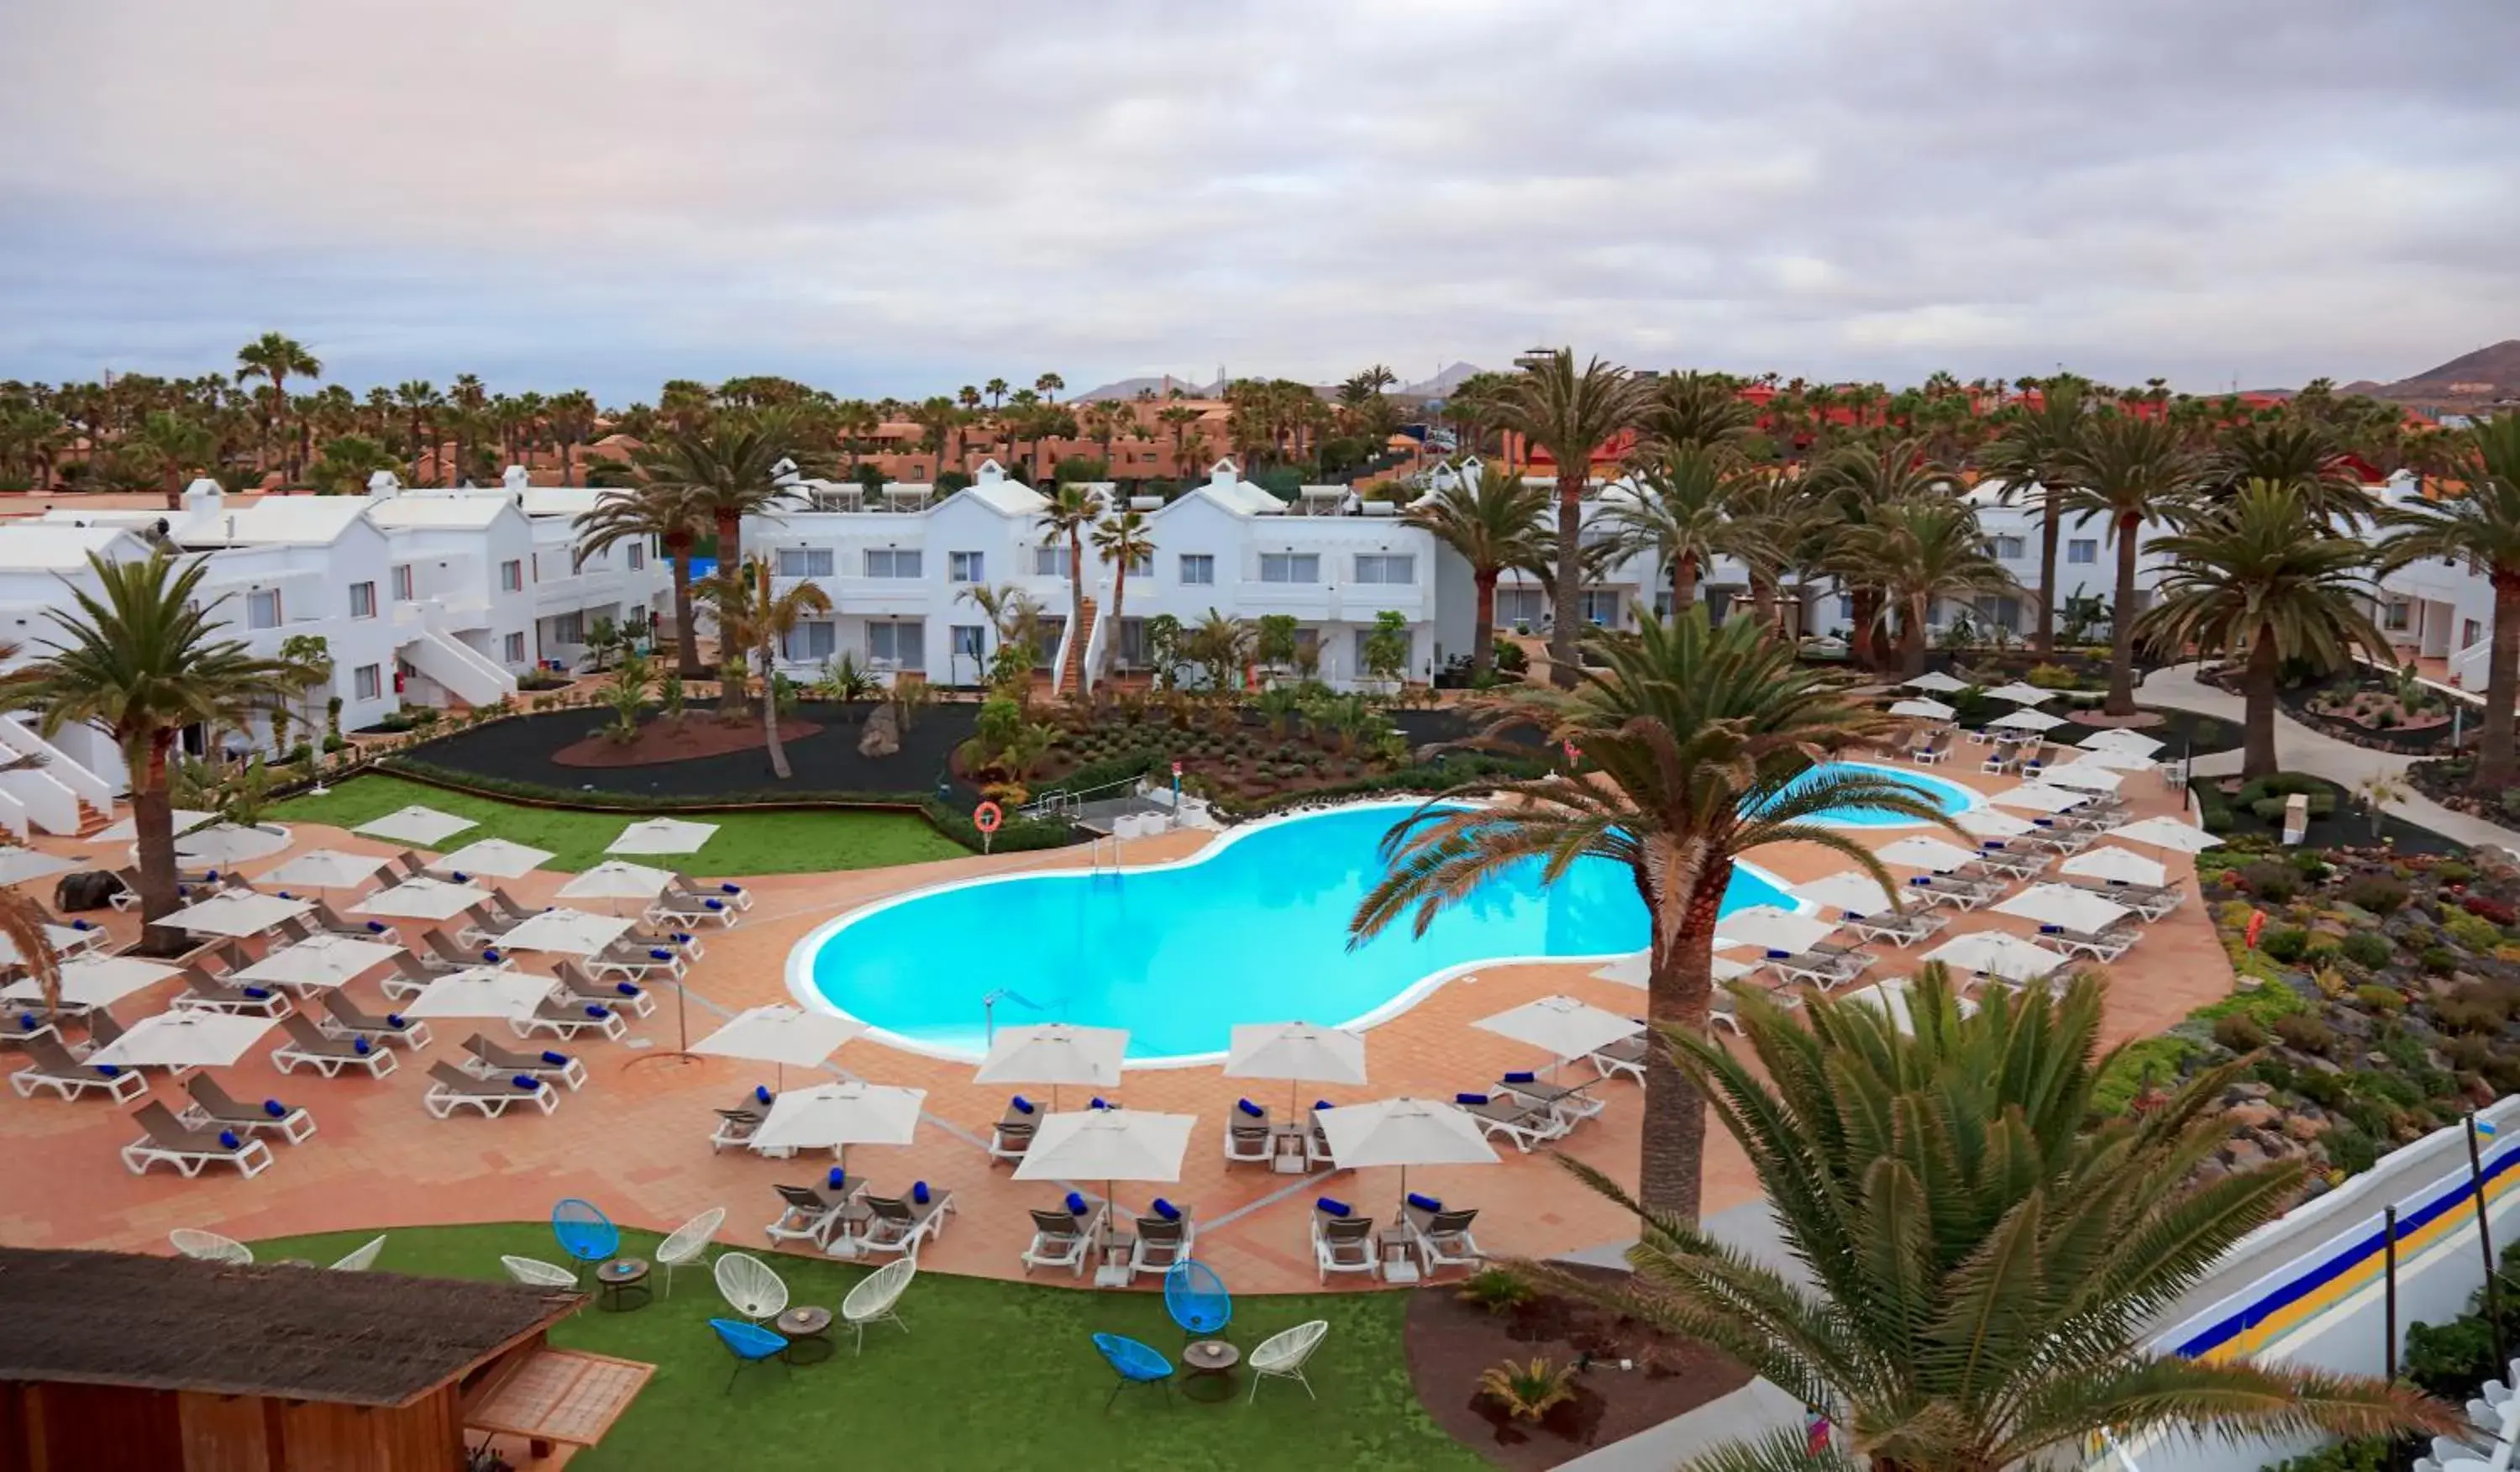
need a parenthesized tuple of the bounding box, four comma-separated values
(2284, 1114, 2329, 1141)
(857, 703, 901, 759)
(2225, 1102, 2281, 1129)
(2223, 1138, 2270, 1169)
(2229, 1080, 2275, 1101)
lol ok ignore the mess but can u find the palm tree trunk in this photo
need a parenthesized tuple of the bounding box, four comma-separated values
(2474, 570, 2520, 793)
(1850, 588, 1885, 669)
(1549, 473, 1585, 688)
(668, 548, 705, 683)
(1672, 552, 1698, 614)
(2034, 496, 2061, 656)
(2105, 512, 2142, 717)
(1472, 570, 1498, 678)
(1751, 575, 1778, 633)
(2241, 632, 2281, 780)
(759, 629, 791, 780)
(716, 510, 743, 572)
(1097, 568, 1129, 682)
(1903, 595, 1929, 676)
(133, 735, 185, 954)
(1640, 865, 1725, 1222)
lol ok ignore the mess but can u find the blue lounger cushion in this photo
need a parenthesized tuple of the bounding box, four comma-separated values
(912, 1180, 931, 1204)
(1316, 1196, 1351, 1217)
(1312, 1100, 1334, 1112)
(1407, 1192, 1444, 1212)
(351, 1038, 372, 1055)
(583, 1004, 609, 1019)
(1151, 1197, 1180, 1221)
(1089, 1096, 1111, 1110)
(754, 1084, 774, 1105)
(829, 1166, 848, 1191)
(512, 1075, 539, 1091)
(615, 982, 639, 996)
(1236, 1098, 1264, 1117)
(541, 1050, 570, 1066)
(1065, 1190, 1089, 1216)
(218, 1129, 241, 1149)
(1011, 1095, 1035, 1114)
(263, 1098, 287, 1117)
(1503, 1071, 1536, 1084)
(1454, 1092, 1489, 1106)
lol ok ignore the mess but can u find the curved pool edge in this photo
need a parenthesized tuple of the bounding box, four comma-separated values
(780, 796, 1807, 1070)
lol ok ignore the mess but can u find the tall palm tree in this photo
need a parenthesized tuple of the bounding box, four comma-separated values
(1038, 482, 1105, 680)
(2379, 414, 2520, 793)
(1604, 445, 1760, 613)
(1351, 611, 1945, 1222)
(1089, 509, 1157, 681)
(1806, 439, 1949, 668)
(1837, 495, 2014, 676)
(632, 413, 795, 577)
(2059, 411, 2202, 715)
(2209, 418, 2370, 526)
(2137, 482, 2388, 779)
(1975, 376, 2092, 657)
(0, 552, 312, 952)
(576, 483, 708, 682)
(129, 411, 218, 509)
(1723, 466, 1826, 634)
(234, 332, 320, 476)
(1404, 462, 1552, 679)
(1635, 371, 1756, 460)
(697, 556, 832, 779)
(1489, 350, 1649, 686)
(1535, 965, 2449, 1471)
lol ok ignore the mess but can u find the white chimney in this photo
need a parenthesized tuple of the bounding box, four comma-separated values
(181, 479, 223, 518)
(501, 465, 530, 493)
(366, 470, 402, 500)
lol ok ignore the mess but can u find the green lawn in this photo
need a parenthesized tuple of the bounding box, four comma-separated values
(270, 775, 970, 875)
(253, 1224, 1480, 1472)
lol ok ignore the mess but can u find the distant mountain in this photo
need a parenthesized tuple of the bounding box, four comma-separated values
(1070, 374, 1221, 402)
(2375, 339, 2520, 403)
(1395, 362, 1488, 399)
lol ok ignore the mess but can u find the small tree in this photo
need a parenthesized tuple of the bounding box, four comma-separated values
(604, 649, 654, 744)
(1142, 612, 1184, 690)
(814, 652, 879, 722)
(1361, 611, 1410, 689)
(659, 669, 686, 723)
(1253, 614, 1299, 675)
(278, 633, 333, 752)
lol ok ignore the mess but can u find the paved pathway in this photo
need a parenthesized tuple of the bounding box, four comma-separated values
(2135, 664, 2520, 854)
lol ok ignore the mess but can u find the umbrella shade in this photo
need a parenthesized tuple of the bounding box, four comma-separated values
(974, 1023, 1128, 1089)
(1982, 682, 2056, 705)
(1713, 905, 1836, 953)
(495, 909, 635, 956)
(1903, 671, 1970, 693)
(693, 1005, 869, 1070)
(1992, 884, 2134, 933)
(1473, 995, 1641, 1062)
(1222, 1023, 1368, 1087)
(749, 1081, 927, 1153)
(606, 817, 720, 855)
(558, 861, 676, 902)
(2080, 729, 2166, 756)
(2103, 817, 2223, 854)
(429, 839, 555, 879)
(86, 1010, 275, 1068)
(1792, 870, 1900, 915)
(353, 877, 493, 922)
(1841, 979, 1977, 1036)
(1315, 1097, 1500, 1170)
(169, 823, 294, 865)
(97, 809, 219, 841)
(0, 954, 181, 1010)
(1011, 1109, 1195, 1184)
(261, 849, 391, 890)
(1987, 709, 2066, 732)
(2071, 745, 2157, 771)
(397, 969, 559, 1020)
(0, 923, 109, 966)
(1922, 932, 2071, 983)
(1887, 698, 1956, 720)
(2038, 763, 2124, 794)
(1990, 783, 2093, 813)
(1950, 807, 2034, 839)
(160, 891, 312, 938)
(234, 935, 402, 991)
(1588, 952, 1753, 987)
(1874, 837, 1982, 873)
(0, 849, 79, 886)
(352, 806, 478, 846)
(2058, 846, 2169, 886)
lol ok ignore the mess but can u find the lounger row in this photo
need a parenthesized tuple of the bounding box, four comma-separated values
(1312, 1197, 1483, 1283)
(764, 1177, 955, 1260)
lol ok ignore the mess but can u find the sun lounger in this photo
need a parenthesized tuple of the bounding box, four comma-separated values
(1305, 1105, 1339, 1166)
(1128, 1205, 1194, 1278)
(553, 967, 657, 1019)
(582, 940, 687, 984)
(2037, 923, 2140, 963)
(1021, 1201, 1105, 1277)
(265, 915, 318, 947)
(9, 1033, 146, 1101)
(315, 902, 396, 944)
(672, 874, 752, 912)
(1588, 1033, 1648, 1083)
(1, 1011, 66, 1049)
(270, 1012, 399, 1079)
(2065, 879, 2182, 919)
(768, 1180, 864, 1250)
(1455, 1091, 1565, 1152)
(319, 992, 432, 1049)
(989, 1096, 1041, 1164)
(853, 1190, 955, 1260)
(1969, 844, 2049, 880)
(648, 889, 742, 929)
(713, 1107, 764, 1153)
(423, 1059, 558, 1118)
(417, 929, 496, 973)
(181, 1074, 316, 1143)
(190, 940, 252, 978)
(2021, 821, 2097, 854)
(511, 996, 628, 1044)
(1908, 731, 1950, 765)
(385, 849, 428, 880)
(1311, 1204, 1378, 1284)
(379, 951, 438, 1001)
(454, 905, 522, 949)
(1493, 1071, 1607, 1128)
(1761, 947, 1869, 987)
(1980, 739, 2025, 775)
(81, 1012, 194, 1075)
(459, 1033, 587, 1091)
(121, 1101, 274, 1178)
(1223, 1099, 1273, 1164)
(1905, 875, 1998, 911)
(107, 867, 145, 912)
(1838, 907, 1949, 945)
(1404, 1201, 1484, 1277)
(165, 970, 292, 1019)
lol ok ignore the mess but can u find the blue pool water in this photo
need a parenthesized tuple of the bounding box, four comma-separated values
(1761, 762, 1979, 827)
(790, 764, 1976, 1062)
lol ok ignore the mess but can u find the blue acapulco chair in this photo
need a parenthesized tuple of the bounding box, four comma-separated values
(710, 1318, 790, 1393)
(1093, 1333, 1173, 1410)
(1163, 1259, 1231, 1340)
(552, 1197, 620, 1284)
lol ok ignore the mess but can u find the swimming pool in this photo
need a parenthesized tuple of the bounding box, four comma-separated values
(787, 762, 1976, 1064)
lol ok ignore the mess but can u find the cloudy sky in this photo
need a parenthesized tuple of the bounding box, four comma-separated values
(3, 0, 2512, 403)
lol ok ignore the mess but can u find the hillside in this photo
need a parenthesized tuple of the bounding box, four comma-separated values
(2376, 339, 2520, 403)
(1070, 373, 1221, 402)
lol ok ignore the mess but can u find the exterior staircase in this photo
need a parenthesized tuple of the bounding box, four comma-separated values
(73, 797, 114, 838)
(1054, 597, 1098, 699)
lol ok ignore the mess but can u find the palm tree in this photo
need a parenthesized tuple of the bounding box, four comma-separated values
(2059, 411, 2202, 715)
(1723, 467, 1826, 634)
(1351, 611, 1945, 1222)
(234, 332, 320, 476)
(697, 556, 832, 779)
(1975, 376, 2092, 657)
(1038, 482, 1105, 678)
(632, 413, 795, 576)
(1604, 445, 1759, 613)
(576, 481, 707, 682)
(129, 411, 218, 509)
(2210, 418, 2370, 525)
(1532, 965, 2449, 1471)
(1837, 496, 2015, 676)
(2137, 483, 2388, 779)
(2380, 414, 2520, 793)
(1635, 371, 1756, 459)
(1404, 463, 1552, 679)
(1806, 439, 1950, 668)
(0, 552, 312, 952)
(1489, 350, 1649, 686)
(1090, 509, 1157, 681)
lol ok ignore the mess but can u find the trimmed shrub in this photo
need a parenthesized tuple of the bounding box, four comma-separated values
(2211, 1012, 2268, 1052)
(2235, 861, 2300, 904)
(2444, 909, 2503, 954)
(2356, 982, 2410, 1013)
(2418, 947, 2460, 977)
(2339, 874, 2409, 915)
(2338, 932, 2393, 969)
(2259, 927, 2311, 965)
(2271, 1012, 2334, 1054)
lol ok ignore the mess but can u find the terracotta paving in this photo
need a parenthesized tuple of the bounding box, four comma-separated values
(0, 746, 2236, 1296)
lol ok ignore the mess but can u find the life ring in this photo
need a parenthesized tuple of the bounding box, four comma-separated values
(974, 802, 1004, 834)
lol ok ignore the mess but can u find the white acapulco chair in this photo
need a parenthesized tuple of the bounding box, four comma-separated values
(656, 1207, 727, 1299)
(1247, 1320, 1331, 1404)
(842, 1258, 915, 1354)
(169, 1228, 253, 1266)
(713, 1250, 790, 1322)
(501, 1254, 581, 1292)
(330, 1234, 388, 1271)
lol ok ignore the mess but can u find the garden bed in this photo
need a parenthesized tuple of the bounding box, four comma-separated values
(553, 713, 826, 768)
(2281, 670, 2466, 754)
(2408, 756, 2520, 828)
(2187, 773, 2465, 855)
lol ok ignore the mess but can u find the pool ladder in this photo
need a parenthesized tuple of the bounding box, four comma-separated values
(982, 988, 1051, 1047)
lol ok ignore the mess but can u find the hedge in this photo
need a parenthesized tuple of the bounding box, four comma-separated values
(1208, 751, 1549, 819)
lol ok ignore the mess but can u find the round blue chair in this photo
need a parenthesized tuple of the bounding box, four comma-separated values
(551, 1198, 619, 1281)
(1091, 1333, 1173, 1410)
(709, 1317, 790, 1393)
(1163, 1259, 1231, 1339)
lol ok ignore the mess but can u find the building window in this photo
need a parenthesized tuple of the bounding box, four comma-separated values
(1836, 594, 1855, 620)
(1353, 554, 1415, 586)
(948, 550, 985, 583)
(868, 620, 924, 669)
(1126, 553, 1153, 578)
(532, 553, 542, 582)
(2383, 601, 2411, 633)
(349, 581, 376, 619)
(1495, 588, 1545, 627)
(500, 560, 523, 591)
(391, 565, 414, 602)
(1116, 618, 1145, 668)
(864, 548, 921, 579)
(1579, 590, 1622, 627)
(1033, 617, 1064, 671)
(1179, 554, 1215, 585)
(2465, 619, 2484, 649)
(1034, 545, 1072, 578)
(1990, 536, 2025, 560)
(783, 621, 837, 662)
(503, 632, 526, 664)
(552, 611, 585, 645)
(246, 589, 281, 629)
(627, 543, 644, 570)
(950, 623, 987, 672)
(353, 664, 382, 701)
(1259, 553, 1320, 584)
(779, 547, 837, 578)
(2066, 539, 2097, 565)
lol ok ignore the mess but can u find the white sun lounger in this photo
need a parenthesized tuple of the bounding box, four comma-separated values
(121, 1101, 274, 1178)
(423, 1060, 559, 1118)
